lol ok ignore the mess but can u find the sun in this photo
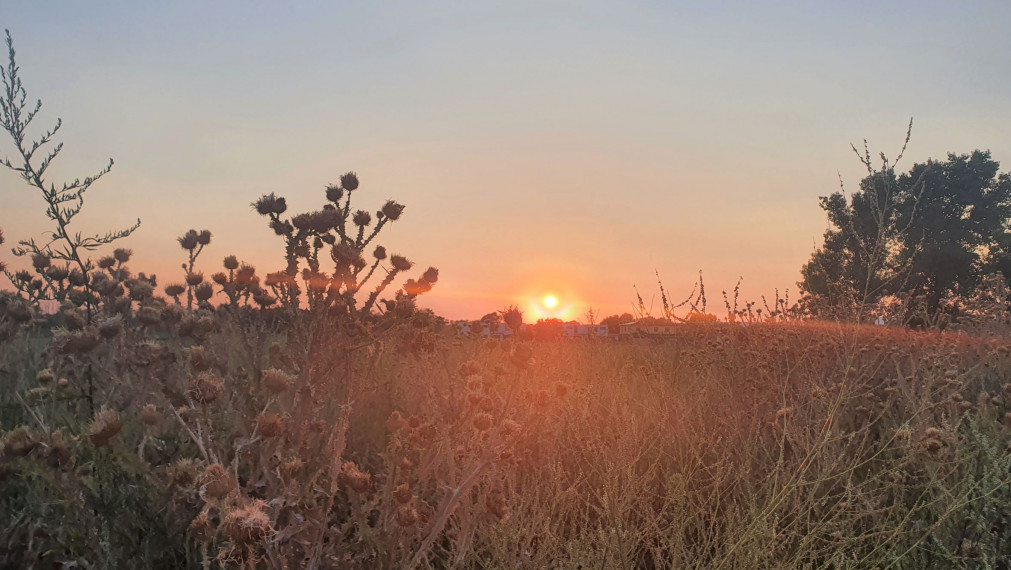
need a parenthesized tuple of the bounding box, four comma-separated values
(543, 295, 558, 309)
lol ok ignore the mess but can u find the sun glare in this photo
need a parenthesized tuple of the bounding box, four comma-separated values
(543, 295, 558, 309)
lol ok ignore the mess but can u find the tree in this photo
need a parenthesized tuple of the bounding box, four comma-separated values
(600, 312, 633, 334)
(894, 151, 1011, 317)
(799, 122, 923, 321)
(800, 140, 1011, 322)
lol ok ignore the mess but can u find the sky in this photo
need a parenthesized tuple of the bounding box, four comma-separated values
(2, 1, 1010, 321)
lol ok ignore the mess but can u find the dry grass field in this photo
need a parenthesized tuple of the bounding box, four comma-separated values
(3, 309, 1011, 568)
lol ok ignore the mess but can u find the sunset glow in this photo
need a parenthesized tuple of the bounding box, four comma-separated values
(543, 295, 558, 309)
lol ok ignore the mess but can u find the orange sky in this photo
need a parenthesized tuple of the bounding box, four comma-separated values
(3, 2, 1011, 321)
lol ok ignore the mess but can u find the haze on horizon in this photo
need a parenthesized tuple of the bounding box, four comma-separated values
(2, 1, 1010, 321)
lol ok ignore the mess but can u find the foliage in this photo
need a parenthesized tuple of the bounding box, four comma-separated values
(0, 29, 139, 316)
(800, 122, 1011, 324)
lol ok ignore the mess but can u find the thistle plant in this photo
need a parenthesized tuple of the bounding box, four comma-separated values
(254, 174, 436, 318)
(0, 30, 139, 319)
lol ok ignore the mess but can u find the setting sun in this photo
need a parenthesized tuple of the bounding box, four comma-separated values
(543, 295, 558, 309)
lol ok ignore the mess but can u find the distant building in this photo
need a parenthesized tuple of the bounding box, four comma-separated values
(618, 320, 679, 336)
(452, 320, 612, 339)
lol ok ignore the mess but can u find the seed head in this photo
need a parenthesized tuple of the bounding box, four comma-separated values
(178, 230, 199, 251)
(387, 410, 407, 432)
(200, 463, 236, 500)
(256, 413, 285, 438)
(137, 305, 162, 325)
(197, 230, 212, 245)
(45, 265, 69, 281)
(168, 458, 202, 488)
(36, 368, 56, 385)
(353, 210, 372, 227)
(473, 412, 493, 432)
(164, 283, 186, 298)
(395, 504, 419, 528)
(500, 419, 521, 437)
(340, 171, 359, 191)
(140, 404, 162, 427)
(97, 256, 116, 269)
(222, 501, 272, 545)
(260, 369, 292, 394)
(254, 193, 288, 216)
(373, 245, 387, 260)
(188, 373, 224, 404)
(381, 200, 405, 221)
(325, 184, 344, 203)
(31, 253, 50, 270)
(390, 255, 412, 272)
(393, 483, 413, 505)
(98, 316, 123, 338)
(88, 408, 123, 448)
(194, 283, 214, 303)
(188, 511, 214, 543)
(485, 489, 511, 521)
(340, 461, 371, 493)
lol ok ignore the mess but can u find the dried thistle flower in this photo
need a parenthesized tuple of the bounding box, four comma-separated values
(485, 489, 511, 521)
(112, 247, 132, 263)
(194, 282, 214, 303)
(2, 426, 39, 457)
(186, 346, 213, 372)
(136, 305, 162, 326)
(353, 210, 372, 227)
(30, 252, 50, 269)
(340, 461, 371, 493)
(373, 245, 387, 260)
(200, 463, 236, 500)
(500, 419, 521, 437)
(188, 373, 224, 404)
(98, 316, 123, 338)
(197, 230, 212, 245)
(262, 368, 293, 394)
(395, 504, 419, 528)
(919, 428, 945, 455)
(178, 230, 199, 251)
(390, 255, 412, 272)
(88, 408, 123, 448)
(340, 171, 359, 191)
(393, 483, 413, 505)
(141, 404, 162, 427)
(387, 411, 407, 432)
(256, 413, 284, 438)
(36, 368, 56, 385)
(325, 184, 344, 203)
(279, 457, 305, 479)
(223, 501, 272, 545)
(381, 200, 404, 221)
(188, 511, 214, 543)
(168, 458, 202, 488)
(473, 412, 493, 432)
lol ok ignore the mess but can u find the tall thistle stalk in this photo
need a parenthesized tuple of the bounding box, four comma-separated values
(0, 30, 139, 320)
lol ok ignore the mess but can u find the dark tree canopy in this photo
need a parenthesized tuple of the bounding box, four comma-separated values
(800, 150, 1011, 321)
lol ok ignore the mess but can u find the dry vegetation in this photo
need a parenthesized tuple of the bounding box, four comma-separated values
(3, 30, 1011, 570)
(4, 316, 1011, 568)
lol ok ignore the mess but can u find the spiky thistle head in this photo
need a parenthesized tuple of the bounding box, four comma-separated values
(340, 171, 359, 191)
(390, 255, 412, 272)
(381, 200, 405, 221)
(88, 408, 122, 448)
